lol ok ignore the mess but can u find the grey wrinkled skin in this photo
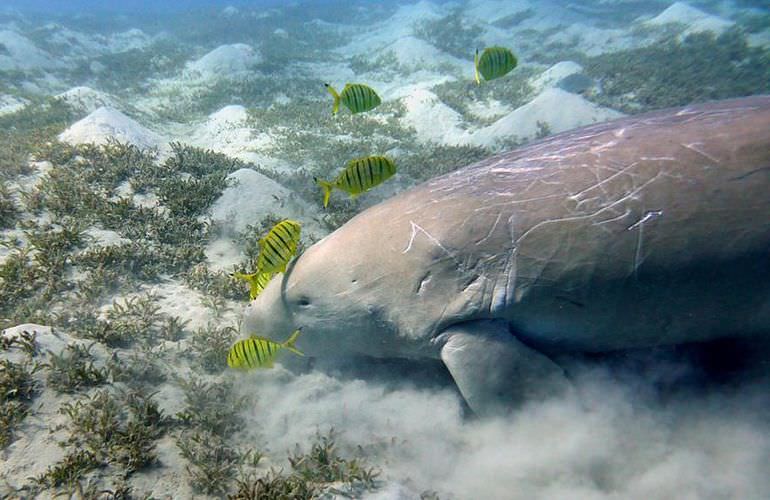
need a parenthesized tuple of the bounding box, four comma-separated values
(243, 96, 770, 413)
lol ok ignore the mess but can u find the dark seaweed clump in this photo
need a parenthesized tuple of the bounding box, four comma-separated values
(585, 29, 770, 113)
(0, 98, 77, 179)
(414, 9, 481, 59)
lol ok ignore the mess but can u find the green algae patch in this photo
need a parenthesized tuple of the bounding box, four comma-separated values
(584, 29, 770, 113)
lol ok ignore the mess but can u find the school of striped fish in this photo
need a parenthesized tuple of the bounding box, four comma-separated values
(226, 45, 518, 371)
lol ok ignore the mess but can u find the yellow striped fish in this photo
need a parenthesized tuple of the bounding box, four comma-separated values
(324, 83, 381, 115)
(256, 219, 301, 274)
(227, 329, 304, 370)
(314, 155, 396, 208)
(474, 47, 517, 84)
(232, 271, 275, 300)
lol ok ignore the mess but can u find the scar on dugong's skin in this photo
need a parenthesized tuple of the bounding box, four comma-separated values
(244, 95, 770, 415)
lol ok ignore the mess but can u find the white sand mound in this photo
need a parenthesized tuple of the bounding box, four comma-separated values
(530, 61, 584, 92)
(336, 0, 444, 57)
(207, 168, 326, 269)
(0, 29, 60, 71)
(465, 0, 541, 27)
(104, 28, 153, 53)
(186, 43, 262, 79)
(55, 86, 119, 114)
(466, 99, 513, 122)
(471, 88, 624, 147)
(400, 87, 467, 145)
(645, 2, 733, 36)
(58, 106, 165, 150)
(186, 105, 288, 173)
(400, 86, 622, 147)
(377, 36, 465, 71)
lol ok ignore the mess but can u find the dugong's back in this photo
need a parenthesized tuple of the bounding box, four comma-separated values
(353, 96, 770, 351)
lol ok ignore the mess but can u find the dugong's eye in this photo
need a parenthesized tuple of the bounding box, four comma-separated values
(297, 297, 311, 307)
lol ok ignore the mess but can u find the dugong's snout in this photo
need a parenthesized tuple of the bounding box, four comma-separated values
(242, 275, 295, 339)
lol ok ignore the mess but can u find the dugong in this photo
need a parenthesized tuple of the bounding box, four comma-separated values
(244, 96, 770, 415)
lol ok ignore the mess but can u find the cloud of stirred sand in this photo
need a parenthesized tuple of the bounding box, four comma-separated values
(235, 353, 770, 499)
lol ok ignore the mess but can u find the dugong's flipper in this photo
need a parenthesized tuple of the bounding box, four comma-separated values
(440, 320, 570, 416)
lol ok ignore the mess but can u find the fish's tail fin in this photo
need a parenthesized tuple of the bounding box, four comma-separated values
(474, 48, 481, 85)
(283, 328, 304, 356)
(314, 177, 334, 208)
(231, 271, 259, 300)
(324, 83, 341, 115)
(231, 271, 249, 281)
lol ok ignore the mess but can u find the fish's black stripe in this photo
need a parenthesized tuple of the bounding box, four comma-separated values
(362, 86, 371, 110)
(386, 157, 396, 176)
(247, 340, 258, 367)
(372, 157, 382, 184)
(345, 87, 354, 111)
(259, 238, 279, 266)
(348, 86, 357, 112)
(354, 161, 364, 192)
(271, 226, 291, 249)
(364, 157, 374, 187)
(238, 341, 249, 367)
(277, 223, 298, 247)
(263, 341, 273, 361)
(272, 229, 293, 257)
(358, 86, 367, 111)
(260, 242, 280, 268)
(256, 340, 266, 365)
(265, 236, 289, 262)
(350, 86, 360, 112)
(281, 221, 299, 239)
(235, 341, 244, 366)
(342, 87, 351, 111)
(351, 161, 362, 192)
(357, 87, 365, 110)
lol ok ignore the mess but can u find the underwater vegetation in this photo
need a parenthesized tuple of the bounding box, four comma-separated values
(0, 138, 248, 330)
(70, 38, 194, 94)
(414, 8, 481, 59)
(0, 180, 19, 229)
(43, 343, 109, 393)
(0, 98, 77, 179)
(28, 387, 166, 493)
(0, 356, 37, 448)
(585, 29, 770, 113)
